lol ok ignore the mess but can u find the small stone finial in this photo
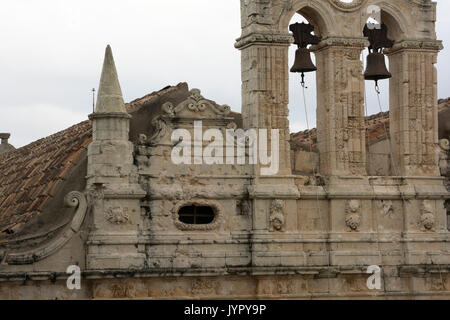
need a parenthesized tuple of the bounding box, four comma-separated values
(0, 133, 10, 144)
(0, 133, 15, 155)
(94, 45, 127, 114)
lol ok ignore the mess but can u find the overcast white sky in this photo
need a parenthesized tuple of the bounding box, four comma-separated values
(1, 0, 449, 147)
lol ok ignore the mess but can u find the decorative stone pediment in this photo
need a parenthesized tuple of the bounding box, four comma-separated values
(161, 89, 232, 119)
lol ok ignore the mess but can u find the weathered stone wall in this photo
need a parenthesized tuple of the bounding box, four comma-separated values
(1, 271, 450, 300)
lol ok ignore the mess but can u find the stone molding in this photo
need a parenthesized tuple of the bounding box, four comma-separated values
(311, 37, 370, 51)
(386, 40, 443, 54)
(235, 32, 293, 49)
(248, 184, 300, 200)
(148, 184, 246, 200)
(88, 112, 132, 120)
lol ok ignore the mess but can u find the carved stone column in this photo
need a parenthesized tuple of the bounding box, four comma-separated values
(387, 40, 443, 177)
(312, 37, 368, 177)
(236, 33, 300, 253)
(235, 32, 293, 176)
(236, 2, 301, 268)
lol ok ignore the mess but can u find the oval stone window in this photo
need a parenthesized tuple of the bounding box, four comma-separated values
(178, 205, 215, 225)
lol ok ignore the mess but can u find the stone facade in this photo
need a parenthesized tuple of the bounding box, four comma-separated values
(0, 0, 449, 299)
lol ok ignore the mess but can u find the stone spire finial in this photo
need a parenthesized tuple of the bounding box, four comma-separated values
(95, 45, 126, 114)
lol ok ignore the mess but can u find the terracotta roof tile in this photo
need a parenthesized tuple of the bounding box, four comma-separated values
(0, 120, 92, 235)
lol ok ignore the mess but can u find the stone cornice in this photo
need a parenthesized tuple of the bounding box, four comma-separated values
(235, 32, 293, 49)
(88, 112, 132, 120)
(311, 37, 370, 51)
(0, 265, 449, 283)
(385, 39, 444, 54)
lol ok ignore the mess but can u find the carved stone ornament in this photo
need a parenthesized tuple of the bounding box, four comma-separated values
(148, 116, 171, 144)
(438, 139, 449, 176)
(381, 200, 394, 219)
(237, 199, 251, 216)
(269, 199, 285, 232)
(420, 201, 435, 231)
(329, 0, 365, 12)
(162, 89, 231, 118)
(105, 207, 130, 225)
(345, 200, 361, 231)
(4, 191, 88, 265)
(191, 279, 218, 295)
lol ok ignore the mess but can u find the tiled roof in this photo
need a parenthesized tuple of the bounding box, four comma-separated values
(0, 120, 92, 235)
(438, 98, 450, 111)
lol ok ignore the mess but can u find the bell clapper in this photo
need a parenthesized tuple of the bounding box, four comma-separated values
(301, 72, 307, 89)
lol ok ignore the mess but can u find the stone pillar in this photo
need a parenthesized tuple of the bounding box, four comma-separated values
(86, 46, 146, 270)
(312, 37, 368, 177)
(235, 33, 293, 176)
(387, 40, 443, 177)
(235, 19, 300, 267)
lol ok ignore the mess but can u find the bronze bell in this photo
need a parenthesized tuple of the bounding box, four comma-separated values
(289, 22, 321, 86)
(291, 47, 317, 74)
(364, 52, 391, 81)
(363, 23, 394, 84)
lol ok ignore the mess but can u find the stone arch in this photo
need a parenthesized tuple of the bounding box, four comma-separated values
(279, 0, 336, 38)
(361, 1, 409, 40)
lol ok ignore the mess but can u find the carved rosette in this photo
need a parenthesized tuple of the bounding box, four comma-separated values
(269, 199, 285, 232)
(345, 200, 361, 231)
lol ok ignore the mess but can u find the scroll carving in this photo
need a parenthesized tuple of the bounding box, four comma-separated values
(162, 89, 231, 117)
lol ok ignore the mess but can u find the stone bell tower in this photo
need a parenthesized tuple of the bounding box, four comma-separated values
(236, 0, 449, 274)
(236, 0, 443, 179)
(86, 46, 146, 270)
